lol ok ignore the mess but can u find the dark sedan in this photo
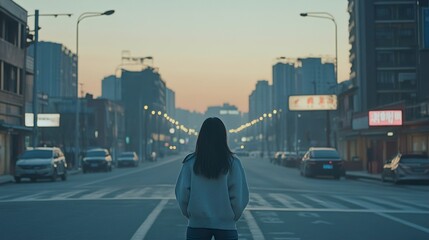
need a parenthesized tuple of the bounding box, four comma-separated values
(300, 147, 344, 179)
(382, 153, 429, 184)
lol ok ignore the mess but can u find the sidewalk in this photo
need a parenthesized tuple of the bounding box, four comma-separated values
(345, 170, 382, 181)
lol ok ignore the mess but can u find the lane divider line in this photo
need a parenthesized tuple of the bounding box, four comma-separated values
(130, 199, 168, 240)
(243, 210, 265, 240)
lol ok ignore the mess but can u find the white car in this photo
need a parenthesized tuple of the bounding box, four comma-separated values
(14, 147, 67, 183)
(117, 152, 139, 167)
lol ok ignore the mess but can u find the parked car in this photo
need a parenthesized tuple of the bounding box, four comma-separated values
(82, 148, 112, 173)
(117, 152, 139, 167)
(282, 152, 299, 168)
(381, 153, 429, 184)
(300, 147, 344, 179)
(14, 147, 67, 183)
(272, 151, 285, 165)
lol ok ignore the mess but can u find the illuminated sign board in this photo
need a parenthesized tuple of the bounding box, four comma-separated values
(25, 113, 60, 127)
(289, 95, 337, 111)
(368, 110, 402, 126)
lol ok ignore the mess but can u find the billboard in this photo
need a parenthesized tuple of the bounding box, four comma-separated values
(289, 95, 337, 111)
(25, 113, 60, 127)
(368, 110, 402, 126)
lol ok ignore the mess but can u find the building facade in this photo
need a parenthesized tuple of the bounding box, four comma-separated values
(166, 87, 176, 118)
(0, 0, 29, 176)
(101, 75, 120, 101)
(338, 0, 429, 173)
(28, 41, 77, 98)
(120, 67, 167, 159)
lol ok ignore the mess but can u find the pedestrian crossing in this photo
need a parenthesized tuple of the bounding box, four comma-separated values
(1, 186, 428, 213)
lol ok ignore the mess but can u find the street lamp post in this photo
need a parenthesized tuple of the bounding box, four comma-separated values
(75, 10, 114, 168)
(300, 12, 338, 147)
(28, 10, 72, 148)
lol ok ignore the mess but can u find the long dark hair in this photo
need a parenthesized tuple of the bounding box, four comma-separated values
(194, 117, 233, 179)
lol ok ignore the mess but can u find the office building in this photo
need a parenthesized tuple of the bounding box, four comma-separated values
(28, 41, 77, 98)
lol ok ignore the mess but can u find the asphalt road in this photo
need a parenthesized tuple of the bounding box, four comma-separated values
(0, 154, 428, 240)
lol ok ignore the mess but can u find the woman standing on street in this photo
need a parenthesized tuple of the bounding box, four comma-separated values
(175, 117, 249, 240)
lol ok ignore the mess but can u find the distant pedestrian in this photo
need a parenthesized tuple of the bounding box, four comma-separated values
(175, 117, 249, 240)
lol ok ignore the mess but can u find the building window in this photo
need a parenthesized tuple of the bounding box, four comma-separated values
(376, 50, 416, 67)
(375, 5, 393, 20)
(375, 23, 415, 47)
(376, 71, 396, 89)
(3, 62, 19, 94)
(4, 14, 19, 46)
(374, 4, 415, 21)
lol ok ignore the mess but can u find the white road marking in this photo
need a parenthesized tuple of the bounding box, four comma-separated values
(301, 194, 347, 209)
(243, 210, 266, 240)
(360, 196, 421, 211)
(269, 193, 311, 208)
(333, 195, 390, 210)
(375, 212, 429, 234)
(114, 187, 151, 199)
(49, 190, 87, 200)
(130, 199, 168, 240)
(250, 193, 273, 208)
(245, 207, 429, 214)
(12, 191, 50, 201)
(80, 188, 118, 199)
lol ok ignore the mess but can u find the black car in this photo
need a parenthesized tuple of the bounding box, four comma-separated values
(381, 153, 429, 184)
(300, 147, 344, 179)
(82, 148, 113, 173)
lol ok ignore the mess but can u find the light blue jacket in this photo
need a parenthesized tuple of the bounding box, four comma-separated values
(175, 153, 249, 230)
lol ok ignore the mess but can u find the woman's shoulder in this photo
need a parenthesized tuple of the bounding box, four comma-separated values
(230, 154, 243, 166)
(182, 152, 196, 163)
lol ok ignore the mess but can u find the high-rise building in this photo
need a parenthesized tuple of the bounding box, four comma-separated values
(101, 75, 120, 101)
(338, 0, 429, 173)
(166, 87, 176, 118)
(28, 41, 77, 98)
(248, 80, 272, 121)
(348, 0, 428, 111)
(297, 58, 335, 95)
(120, 67, 166, 158)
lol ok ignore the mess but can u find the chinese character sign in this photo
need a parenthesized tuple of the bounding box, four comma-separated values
(289, 95, 337, 111)
(368, 110, 402, 126)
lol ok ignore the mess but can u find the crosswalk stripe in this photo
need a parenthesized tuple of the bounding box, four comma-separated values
(114, 187, 151, 199)
(12, 191, 50, 201)
(269, 193, 311, 208)
(80, 188, 118, 199)
(250, 193, 273, 207)
(301, 194, 347, 209)
(49, 190, 87, 200)
(360, 196, 422, 211)
(389, 198, 429, 210)
(333, 196, 390, 210)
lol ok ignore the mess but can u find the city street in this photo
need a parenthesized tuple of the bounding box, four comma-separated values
(0, 154, 428, 240)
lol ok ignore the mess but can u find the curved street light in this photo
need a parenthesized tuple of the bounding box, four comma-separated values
(75, 10, 115, 168)
(300, 11, 337, 147)
(300, 12, 338, 84)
